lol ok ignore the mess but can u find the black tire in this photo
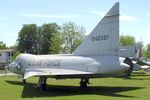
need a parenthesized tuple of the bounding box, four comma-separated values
(80, 82, 87, 88)
(40, 83, 46, 91)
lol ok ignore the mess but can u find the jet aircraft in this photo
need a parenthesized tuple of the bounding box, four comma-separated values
(7, 2, 135, 91)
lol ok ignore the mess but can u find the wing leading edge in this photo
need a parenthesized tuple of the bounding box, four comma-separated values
(23, 68, 93, 79)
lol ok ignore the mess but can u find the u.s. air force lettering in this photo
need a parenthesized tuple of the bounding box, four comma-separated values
(92, 35, 109, 41)
(28, 60, 62, 68)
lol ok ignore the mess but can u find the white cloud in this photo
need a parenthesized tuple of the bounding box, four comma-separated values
(89, 11, 105, 17)
(1, 32, 18, 37)
(137, 28, 150, 33)
(19, 13, 83, 19)
(90, 11, 139, 22)
(131, 28, 150, 46)
(120, 15, 139, 22)
(0, 32, 18, 46)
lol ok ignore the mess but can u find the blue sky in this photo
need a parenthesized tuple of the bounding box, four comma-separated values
(0, 0, 150, 47)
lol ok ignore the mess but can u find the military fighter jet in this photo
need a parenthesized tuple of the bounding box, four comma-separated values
(7, 2, 134, 90)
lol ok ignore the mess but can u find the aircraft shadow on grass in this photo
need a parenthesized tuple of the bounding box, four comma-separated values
(5, 80, 144, 98)
(123, 77, 150, 80)
(122, 73, 150, 80)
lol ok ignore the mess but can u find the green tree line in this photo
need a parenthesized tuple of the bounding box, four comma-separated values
(17, 22, 85, 54)
(0, 41, 7, 49)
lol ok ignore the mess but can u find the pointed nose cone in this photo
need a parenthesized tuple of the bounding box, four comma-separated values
(7, 62, 17, 73)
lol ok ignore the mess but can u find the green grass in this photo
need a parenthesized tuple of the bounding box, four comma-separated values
(0, 72, 150, 100)
(0, 70, 11, 74)
(0, 70, 5, 73)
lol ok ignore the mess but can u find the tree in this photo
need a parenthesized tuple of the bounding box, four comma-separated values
(51, 32, 62, 54)
(11, 51, 20, 61)
(16, 22, 85, 54)
(61, 22, 86, 53)
(17, 24, 38, 54)
(38, 23, 60, 54)
(120, 35, 136, 46)
(144, 43, 150, 59)
(9, 45, 17, 49)
(0, 41, 7, 49)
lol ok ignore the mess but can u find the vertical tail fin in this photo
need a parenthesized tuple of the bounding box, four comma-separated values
(132, 48, 143, 62)
(73, 2, 119, 56)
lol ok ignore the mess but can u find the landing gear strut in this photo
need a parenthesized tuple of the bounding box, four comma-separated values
(23, 79, 26, 84)
(80, 78, 89, 88)
(36, 76, 47, 91)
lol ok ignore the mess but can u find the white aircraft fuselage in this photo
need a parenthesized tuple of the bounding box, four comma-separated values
(8, 54, 129, 78)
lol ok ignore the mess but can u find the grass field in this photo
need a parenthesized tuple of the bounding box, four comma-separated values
(0, 70, 5, 73)
(0, 70, 10, 74)
(0, 72, 150, 100)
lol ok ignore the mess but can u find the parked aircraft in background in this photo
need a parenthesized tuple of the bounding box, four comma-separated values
(139, 60, 150, 72)
(7, 2, 135, 91)
(119, 45, 137, 58)
(145, 61, 150, 65)
(119, 45, 150, 71)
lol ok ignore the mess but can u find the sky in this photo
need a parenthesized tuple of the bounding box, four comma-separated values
(0, 0, 150, 47)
